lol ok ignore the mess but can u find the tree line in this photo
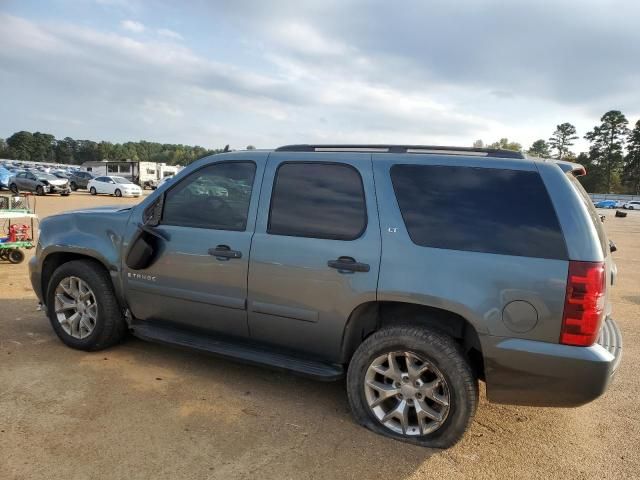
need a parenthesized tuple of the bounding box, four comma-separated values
(475, 110, 640, 194)
(0, 132, 223, 167)
(2, 109, 640, 193)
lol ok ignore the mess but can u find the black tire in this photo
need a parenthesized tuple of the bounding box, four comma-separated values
(347, 325, 478, 449)
(36, 185, 45, 196)
(8, 249, 25, 264)
(70, 182, 77, 191)
(0, 250, 8, 261)
(9, 183, 19, 194)
(89, 187, 97, 195)
(46, 260, 127, 351)
(114, 189, 122, 197)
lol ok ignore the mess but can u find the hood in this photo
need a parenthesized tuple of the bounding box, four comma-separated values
(49, 178, 68, 186)
(63, 205, 132, 214)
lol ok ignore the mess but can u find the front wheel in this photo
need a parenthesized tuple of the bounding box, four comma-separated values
(114, 189, 122, 197)
(36, 185, 45, 196)
(9, 183, 19, 194)
(347, 325, 478, 448)
(89, 187, 97, 195)
(70, 182, 78, 191)
(46, 260, 127, 351)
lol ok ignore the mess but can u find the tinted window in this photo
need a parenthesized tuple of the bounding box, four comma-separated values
(162, 161, 255, 230)
(391, 165, 567, 259)
(268, 162, 366, 240)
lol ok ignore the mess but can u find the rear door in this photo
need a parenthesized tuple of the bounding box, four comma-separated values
(247, 152, 381, 361)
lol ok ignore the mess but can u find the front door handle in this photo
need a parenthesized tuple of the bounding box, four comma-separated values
(208, 245, 242, 259)
(328, 256, 370, 273)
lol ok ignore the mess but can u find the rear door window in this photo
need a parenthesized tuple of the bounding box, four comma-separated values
(390, 164, 568, 259)
(268, 162, 367, 240)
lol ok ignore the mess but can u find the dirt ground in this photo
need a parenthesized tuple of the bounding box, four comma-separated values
(1, 192, 639, 480)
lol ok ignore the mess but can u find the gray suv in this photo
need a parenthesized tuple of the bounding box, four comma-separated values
(29, 145, 622, 448)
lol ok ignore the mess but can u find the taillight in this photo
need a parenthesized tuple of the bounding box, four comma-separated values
(560, 261, 606, 346)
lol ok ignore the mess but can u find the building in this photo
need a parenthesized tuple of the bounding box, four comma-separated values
(81, 160, 181, 188)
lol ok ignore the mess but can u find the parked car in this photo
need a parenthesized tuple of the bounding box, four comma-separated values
(594, 200, 621, 209)
(9, 171, 70, 196)
(87, 176, 142, 197)
(29, 144, 622, 448)
(0, 166, 12, 190)
(68, 171, 95, 191)
(622, 200, 640, 210)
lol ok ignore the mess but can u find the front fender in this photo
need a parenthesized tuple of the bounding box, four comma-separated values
(30, 208, 132, 304)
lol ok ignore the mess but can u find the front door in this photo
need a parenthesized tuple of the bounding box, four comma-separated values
(125, 159, 263, 338)
(247, 153, 381, 361)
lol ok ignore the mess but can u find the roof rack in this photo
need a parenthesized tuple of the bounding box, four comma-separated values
(275, 144, 525, 159)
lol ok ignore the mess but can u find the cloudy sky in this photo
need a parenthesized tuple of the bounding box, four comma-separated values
(1, 0, 638, 152)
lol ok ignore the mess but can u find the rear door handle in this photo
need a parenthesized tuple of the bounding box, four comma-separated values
(328, 256, 370, 273)
(208, 245, 242, 259)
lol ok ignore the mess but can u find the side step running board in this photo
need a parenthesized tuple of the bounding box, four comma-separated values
(131, 322, 344, 381)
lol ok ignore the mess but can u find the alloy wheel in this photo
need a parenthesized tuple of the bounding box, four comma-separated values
(54, 276, 98, 339)
(364, 351, 450, 436)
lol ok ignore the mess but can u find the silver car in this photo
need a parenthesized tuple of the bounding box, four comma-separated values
(9, 171, 71, 196)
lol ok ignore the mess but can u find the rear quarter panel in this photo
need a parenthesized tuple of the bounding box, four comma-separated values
(373, 154, 569, 343)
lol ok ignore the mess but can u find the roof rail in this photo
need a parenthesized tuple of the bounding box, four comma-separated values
(275, 144, 525, 159)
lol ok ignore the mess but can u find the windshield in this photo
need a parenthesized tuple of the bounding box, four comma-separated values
(113, 177, 132, 184)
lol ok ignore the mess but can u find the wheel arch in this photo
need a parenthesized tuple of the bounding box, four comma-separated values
(41, 251, 122, 305)
(340, 301, 485, 380)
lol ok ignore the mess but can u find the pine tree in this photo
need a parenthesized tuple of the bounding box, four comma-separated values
(548, 123, 578, 160)
(622, 119, 640, 194)
(584, 111, 630, 193)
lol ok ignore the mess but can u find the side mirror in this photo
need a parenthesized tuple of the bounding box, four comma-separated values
(143, 194, 164, 227)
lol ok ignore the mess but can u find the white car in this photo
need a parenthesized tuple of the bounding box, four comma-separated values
(87, 176, 142, 197)
(622, 200, 640, 210)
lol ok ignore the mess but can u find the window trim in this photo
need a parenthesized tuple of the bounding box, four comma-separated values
(267, 160, 368, 241)
(159, 160, 257, 232)
(390, 163, 569, 260)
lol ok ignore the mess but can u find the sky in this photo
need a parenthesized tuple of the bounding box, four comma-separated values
(1, 0, 639, 152)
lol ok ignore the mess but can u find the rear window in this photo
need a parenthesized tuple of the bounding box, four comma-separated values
(566, 173, 608, 255)
(391, 164, 568, 259)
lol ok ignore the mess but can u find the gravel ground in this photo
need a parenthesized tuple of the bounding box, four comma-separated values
(1, 193, 639, 480)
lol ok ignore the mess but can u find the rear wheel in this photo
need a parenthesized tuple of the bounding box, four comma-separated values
(46, 260, 127, 351)
(90, 187, 97, 195)
(8, 249, 25, 264)
(9, 183, 19, 194)
(114, 189, 122, 197)
(347, 325, 478, 448)
(70, 182, 77, 191)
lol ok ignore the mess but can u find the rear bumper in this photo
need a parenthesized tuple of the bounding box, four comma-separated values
(481, 317, 622, 407)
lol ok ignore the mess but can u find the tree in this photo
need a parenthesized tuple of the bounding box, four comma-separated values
(576, 152, 606, 193)
(246, 145, 256, 150)
(622, 119, 640, 194)
(472, 139, 484, 148)
(6, 131, 34, 160)
(31, 132, 56, 162)
(487, 138, 522, 151)
(584, 110, 630, 193)
(55, 137, 76, 164)
(527, 139, 551, 157)
(548, 123, 578, 160)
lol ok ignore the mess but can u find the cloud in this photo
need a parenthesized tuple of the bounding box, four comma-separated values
(120, 19, 145, 33)
(1, 1, 639, 151)
(157, 28, 183, 41)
